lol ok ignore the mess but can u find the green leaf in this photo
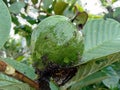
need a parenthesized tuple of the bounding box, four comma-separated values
(50, 81, 59, 90)
(69, 71, 108, 90)
(61, 53, 120, 89)
(54, 1, 68, 15)
(0, 82, 32, 90)
(102, 67, 120, 89)
(0, 73, 35, 90)
(11, 14, 20, 25)
(72, 12, 88, 29)
(113, 7, 120, 18)
(21, 13, 36, 24)
(1, 58, 36, 80)
(31, 0, 38, 5)
(43, 0, 53, 10)
(66, 0, 77, 4)
(0, 0, 11, 49)
(9, 1, 25, 14)
(3, 0, 8, 6)
(63, 7, 74, 18)
(112, 7, 120, 23)
(9, 0, 17, 4)
(0, 73, 21, 84)
(81, 19, 120, 63)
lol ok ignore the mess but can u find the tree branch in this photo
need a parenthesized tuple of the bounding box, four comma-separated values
(0, 60, 39, 90)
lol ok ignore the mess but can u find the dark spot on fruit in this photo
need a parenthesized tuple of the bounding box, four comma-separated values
(41, 54, 48, 65)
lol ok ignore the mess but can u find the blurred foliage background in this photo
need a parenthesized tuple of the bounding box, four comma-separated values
(1, 0, 120, 90)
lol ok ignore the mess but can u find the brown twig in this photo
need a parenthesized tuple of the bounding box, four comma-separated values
(0, 61, 7, 71)
(38, 0, 43, 9)
(0, 60, 39, 90)
(8, 71, 39, 89)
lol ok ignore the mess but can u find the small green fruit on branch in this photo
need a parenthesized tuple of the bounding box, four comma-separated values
(0, 60, 39, 90)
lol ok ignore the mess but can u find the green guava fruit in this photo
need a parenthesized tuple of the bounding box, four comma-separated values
(31, 15, 83, 69)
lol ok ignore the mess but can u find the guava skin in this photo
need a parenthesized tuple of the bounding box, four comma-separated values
(31, 15, 83, 69)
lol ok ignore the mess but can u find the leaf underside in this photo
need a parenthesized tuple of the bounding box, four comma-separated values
(81, 19, 120, 63)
